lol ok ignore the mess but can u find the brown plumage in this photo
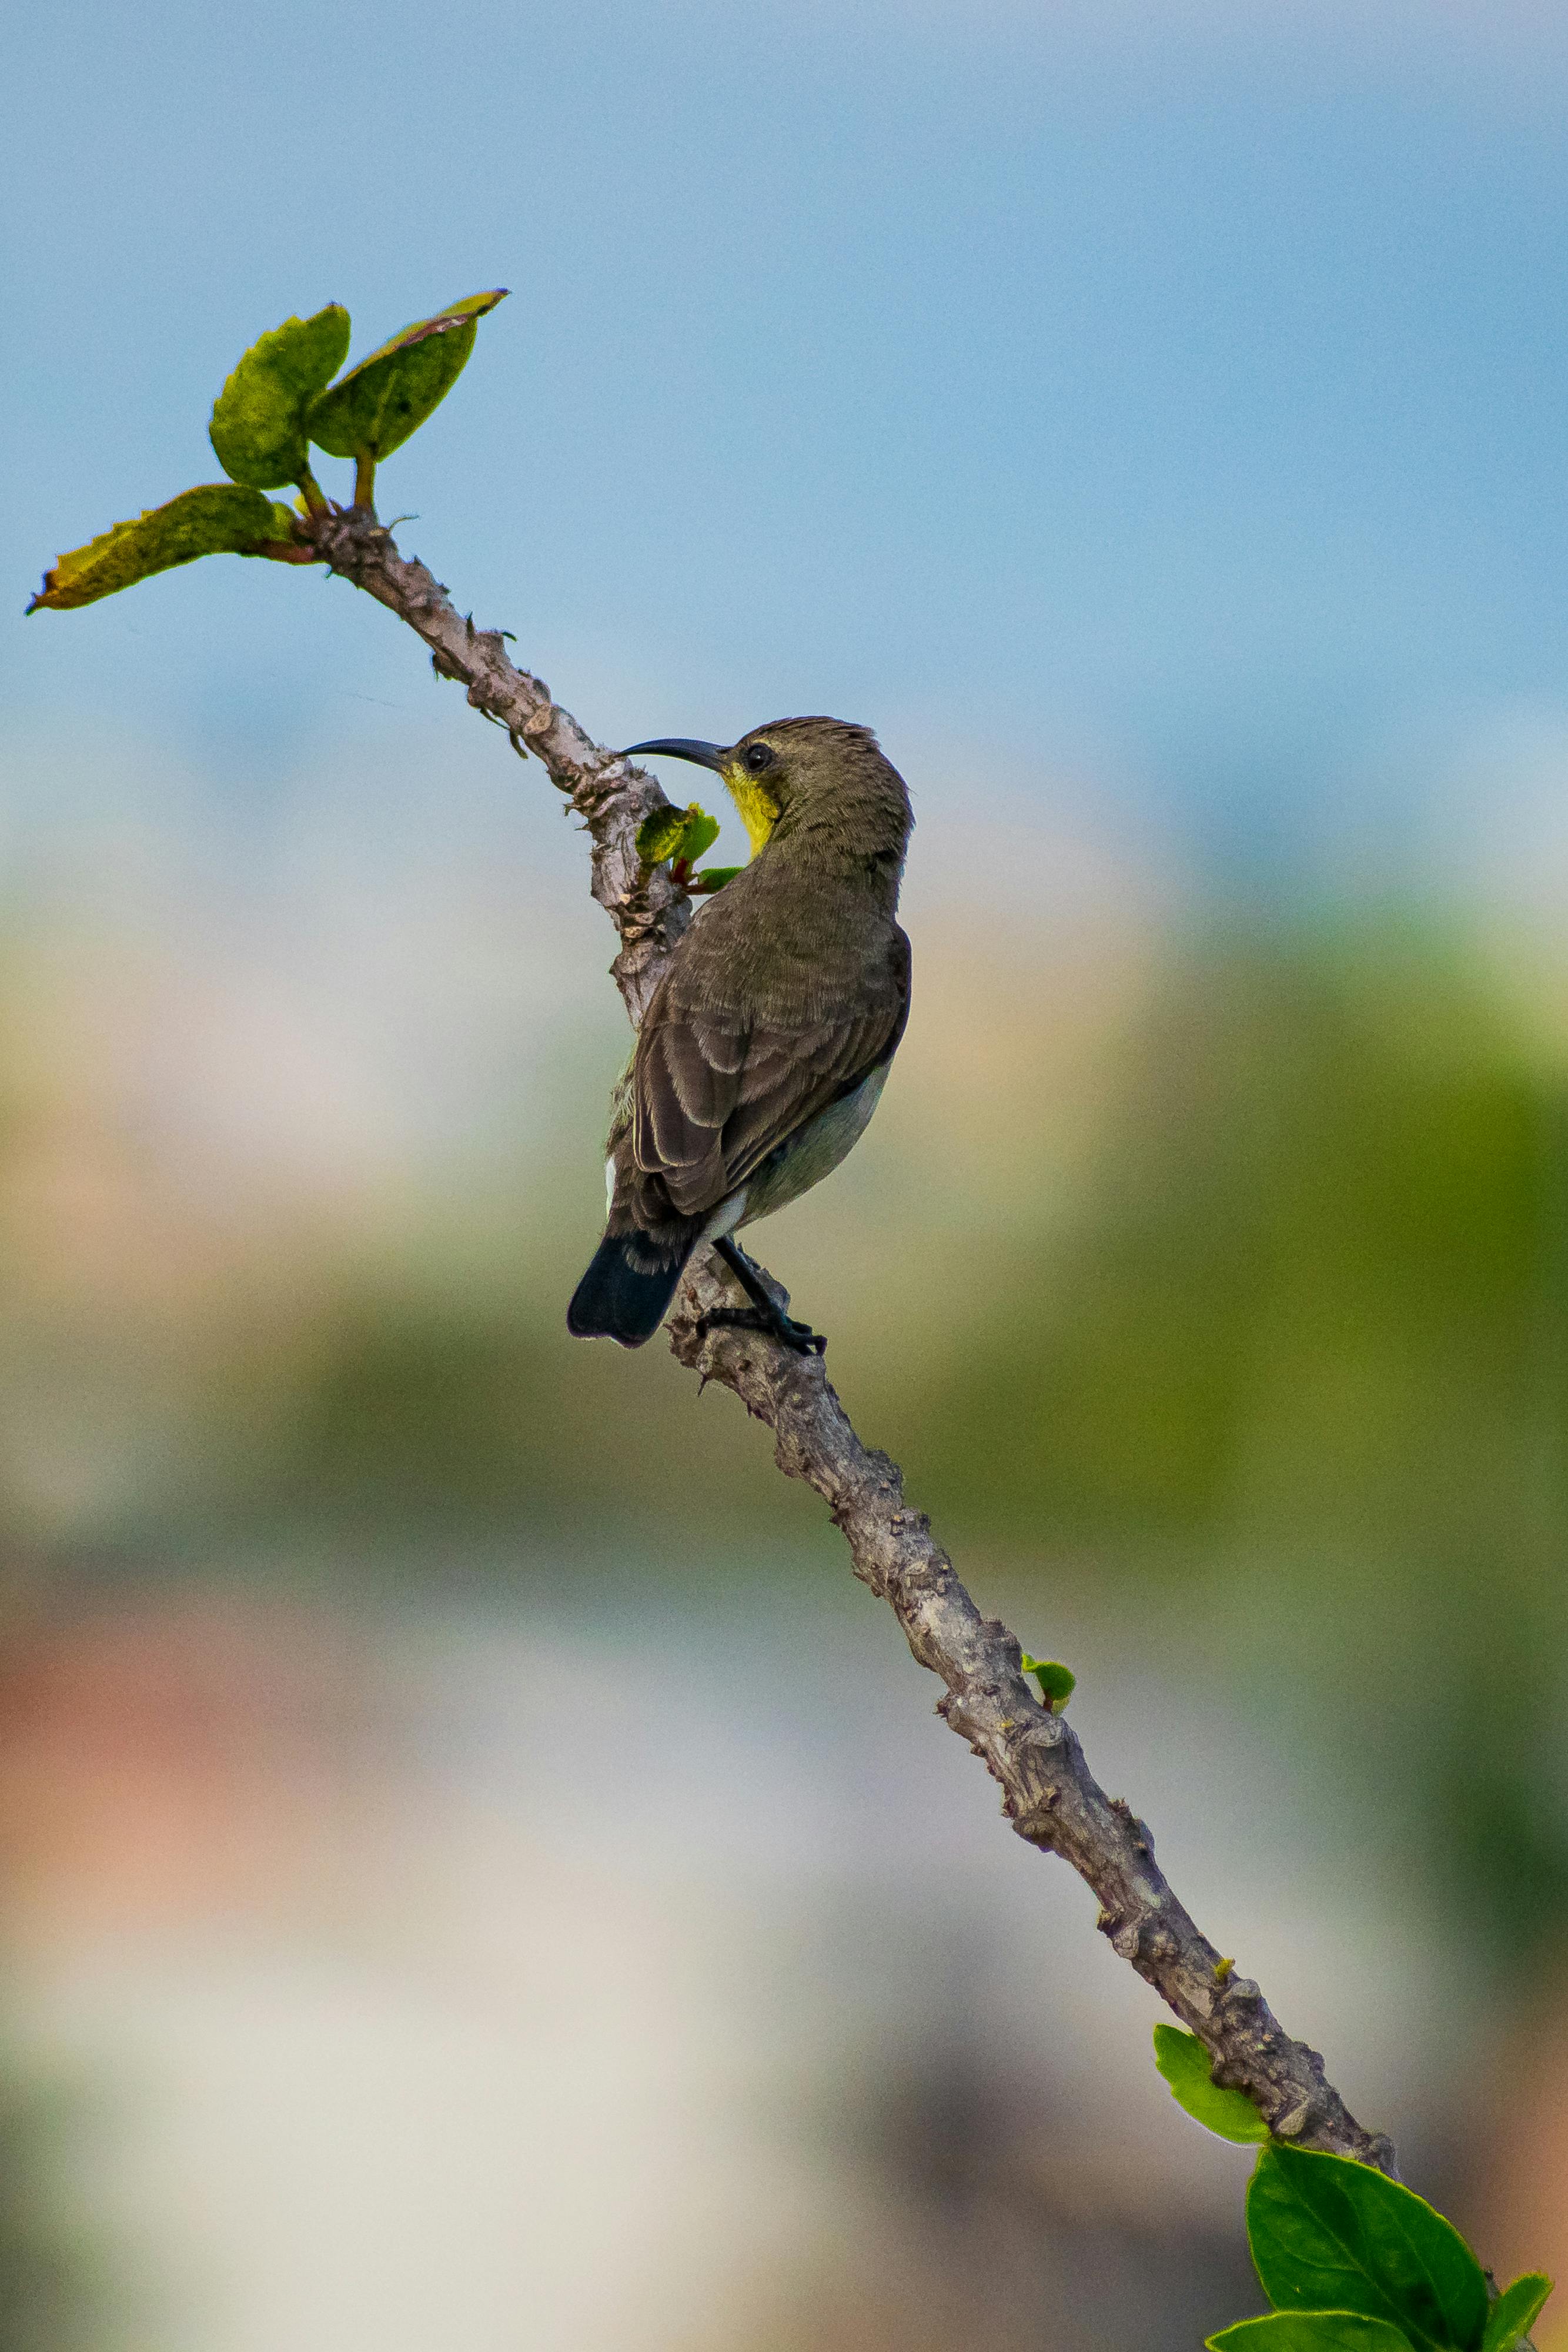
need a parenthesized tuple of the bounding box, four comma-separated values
(568, 716, 913, 1348)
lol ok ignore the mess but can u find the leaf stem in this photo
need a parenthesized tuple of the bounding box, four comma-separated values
(296, 466, 329, 517)
(353, 453, 377, 513)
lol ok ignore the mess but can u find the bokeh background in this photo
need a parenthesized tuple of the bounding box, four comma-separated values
(4, 1, 1568, 2344)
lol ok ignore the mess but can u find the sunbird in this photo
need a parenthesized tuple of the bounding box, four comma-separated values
(567, 716, 913, 1352)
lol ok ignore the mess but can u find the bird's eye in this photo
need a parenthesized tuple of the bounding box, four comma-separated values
(743, 742, 775, 774)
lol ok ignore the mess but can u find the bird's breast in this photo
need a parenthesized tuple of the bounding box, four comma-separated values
(737, 1061, 893, 1228)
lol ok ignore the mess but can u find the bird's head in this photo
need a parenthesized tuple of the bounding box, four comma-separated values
(623, 717, 904, 860)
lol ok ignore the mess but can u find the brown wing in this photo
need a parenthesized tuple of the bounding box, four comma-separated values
(630, 927, 910, 1220)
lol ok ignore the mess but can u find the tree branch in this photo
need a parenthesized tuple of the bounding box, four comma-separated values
(306, 502, 1397, 2176)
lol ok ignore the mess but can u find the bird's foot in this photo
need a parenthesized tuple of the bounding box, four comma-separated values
(703, 1235, 827, 1355)
(694, 1304, 827, 1357)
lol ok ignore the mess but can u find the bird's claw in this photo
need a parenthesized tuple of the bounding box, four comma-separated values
(694, 1305, 827, 1357)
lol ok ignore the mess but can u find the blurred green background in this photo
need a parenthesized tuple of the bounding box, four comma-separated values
(0, 732, 1560, 2350)
(7, 0, 1568, 2346)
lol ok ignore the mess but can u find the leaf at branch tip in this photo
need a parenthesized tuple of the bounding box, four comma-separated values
(1019, 1652, 1075, 1711)
(307, 289, 508, 463)
(1154, 2024, 1270, 2144)
(1482, 2274, 1552, 2352)
(209, 304, 352, 487)
(691, 864, 744, 894)
(1248, 2146, 1488, 2352)
(28, 486, 296, 610)
(1207, 2316, 1417, 2350)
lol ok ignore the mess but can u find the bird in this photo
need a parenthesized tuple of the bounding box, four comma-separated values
(567, 716, 913, 1354)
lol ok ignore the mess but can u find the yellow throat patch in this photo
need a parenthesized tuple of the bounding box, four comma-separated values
(721, 760, 781, 856)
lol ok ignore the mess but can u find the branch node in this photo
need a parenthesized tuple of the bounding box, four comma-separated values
(1011, 1786, 1062, 1843)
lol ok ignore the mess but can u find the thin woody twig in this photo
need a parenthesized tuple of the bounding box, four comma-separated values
(303, 500, 1396, 2176)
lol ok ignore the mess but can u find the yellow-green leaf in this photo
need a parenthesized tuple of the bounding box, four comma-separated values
(1153, 2025, 1271, 2144)
(1019, 1652, 1076, 1710)
(307, 289, 508, 463)
(1482, 2273, 1552, 2352)
(209, 304, 352, 487)
(637, 806, 689, 866)
(680, 808, 720, 864)
(29, 486, 296, 610)
(636, 801, 723, 870)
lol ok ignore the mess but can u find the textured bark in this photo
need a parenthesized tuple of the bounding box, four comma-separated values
(302, 502, 1397, 2174)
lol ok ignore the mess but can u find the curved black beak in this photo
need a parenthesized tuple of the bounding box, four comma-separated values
(621, 737, 729, 772)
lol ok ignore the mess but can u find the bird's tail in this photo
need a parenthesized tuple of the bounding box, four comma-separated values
(566, 1228, 691, 1348)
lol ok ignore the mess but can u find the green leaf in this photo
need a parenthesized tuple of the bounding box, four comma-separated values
(1248, 2146, 1489, 2352)
(1019, 1652, 1076, 1710)
(1208, 2316, 1417, 2350)
(307, 289, 508, 462)
(636, 803, 723, 870)
(209, 304, 352, 487)
(29, 485, 296, 610)
(679, 808, 720, 863)
(1153, 2025, 1270, 2144)
(637, 806, 689, 865)
(1481, 2274, 1552, 2352)
(692, 864, 744, 894)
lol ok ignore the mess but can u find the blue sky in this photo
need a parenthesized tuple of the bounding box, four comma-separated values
(6, 0, 1568, 897)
